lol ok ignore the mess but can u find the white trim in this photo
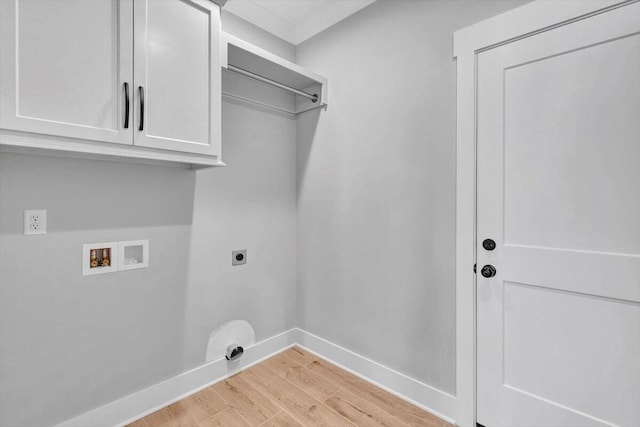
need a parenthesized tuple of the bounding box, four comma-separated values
(56, 328, 297, 427)
(293, 329, 457, 424)
(453, 0, 628, 57)
(454, 51, 477, 427)
(452, 1, 635, 426)
(55, 328, 457, 426)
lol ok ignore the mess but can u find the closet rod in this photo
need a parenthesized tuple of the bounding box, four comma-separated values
(222, 91, 296, 116)
(227, 64, 318, 103)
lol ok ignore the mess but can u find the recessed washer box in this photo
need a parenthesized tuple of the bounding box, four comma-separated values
(118, 240, 149, 271)
(82, 242, 118, 276)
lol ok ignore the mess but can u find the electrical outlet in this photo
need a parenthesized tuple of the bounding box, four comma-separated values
(24, 209, 46, 235)
(232, 249, 247, 266)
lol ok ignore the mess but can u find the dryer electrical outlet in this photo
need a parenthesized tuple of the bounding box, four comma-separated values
(232, 249, 247, 266)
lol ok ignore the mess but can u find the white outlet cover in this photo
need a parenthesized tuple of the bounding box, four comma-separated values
(24, 209, 46, 235)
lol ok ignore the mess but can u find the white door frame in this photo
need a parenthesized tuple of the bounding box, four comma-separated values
(452, 1, 636, 425)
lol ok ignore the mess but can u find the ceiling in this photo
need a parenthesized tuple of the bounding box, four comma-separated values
(224, 0, 377, 45)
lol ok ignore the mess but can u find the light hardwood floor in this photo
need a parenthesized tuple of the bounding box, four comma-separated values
(128, 347, 454, 427)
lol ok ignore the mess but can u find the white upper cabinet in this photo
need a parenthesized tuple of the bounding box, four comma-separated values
(0, 0, 133, 145)
(0, 0, 222, 166)
(133, 0, 221, 156)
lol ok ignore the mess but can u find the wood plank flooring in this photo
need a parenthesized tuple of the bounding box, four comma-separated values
(127, 347, 454, 427)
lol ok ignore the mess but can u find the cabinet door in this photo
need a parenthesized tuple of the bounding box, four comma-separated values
(133, 0, 221, 156)
(0, 0, 133, 145)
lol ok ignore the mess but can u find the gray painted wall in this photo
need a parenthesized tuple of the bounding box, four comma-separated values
(222, 11, 296, 62)
(296, 0, 528, 395)
(0, 15, 297, 426)
(0, 2, 533, 424)
(180, 87, 297, 369)
(0, 154, 193, 426)
(180, 17, 298, 369)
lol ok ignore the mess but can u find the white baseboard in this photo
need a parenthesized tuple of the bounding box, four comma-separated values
(56, 328, 457, 426)
(56, 328, 297, 427)
(292, 328, 457, 424)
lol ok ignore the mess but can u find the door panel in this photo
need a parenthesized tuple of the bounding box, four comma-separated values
(502, 245, 639, 302)
(476, 3, 640, 426)
(0, 0, 133, 144)
(503, 34, 640, 254)
(133, 0, 221, 155)
(503, 282, 639, 424)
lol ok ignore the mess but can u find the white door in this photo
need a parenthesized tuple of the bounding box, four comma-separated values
(476, 3, 640, 427)
(0, 0, 133, 145)
(133, 0, 221, 156)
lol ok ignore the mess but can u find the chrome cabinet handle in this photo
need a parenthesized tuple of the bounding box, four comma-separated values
(123, 82, 130, 129)
(138, 86, 144, 131)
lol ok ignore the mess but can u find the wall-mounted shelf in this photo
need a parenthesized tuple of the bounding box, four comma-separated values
(221, 32, 328, 115)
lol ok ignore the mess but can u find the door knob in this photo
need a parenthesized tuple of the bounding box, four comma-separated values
(480, 265, 497, 278)
(482, 239, 496, 251)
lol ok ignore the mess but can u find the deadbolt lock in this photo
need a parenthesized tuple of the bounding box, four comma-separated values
(482, 239, 496, 251)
